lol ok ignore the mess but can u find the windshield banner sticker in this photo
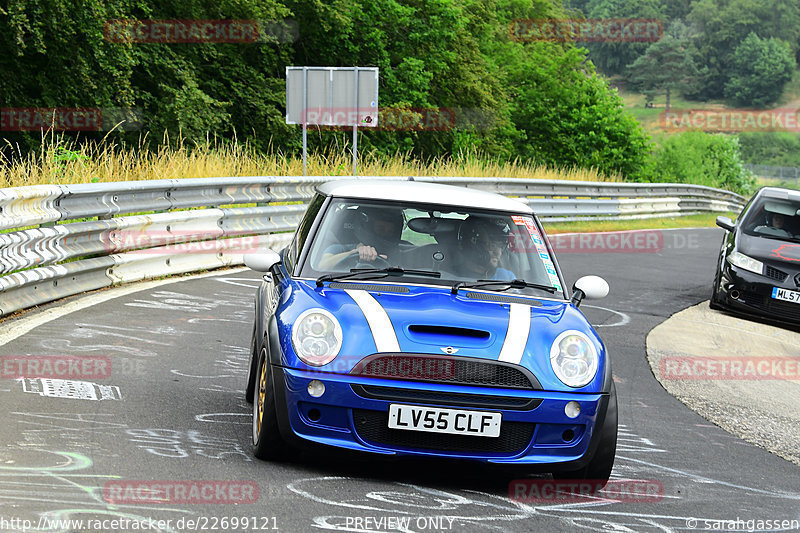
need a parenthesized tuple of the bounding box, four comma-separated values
(512, 216, 562, 291)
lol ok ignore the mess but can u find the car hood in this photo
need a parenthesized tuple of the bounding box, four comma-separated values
(737, 232, 800, 265)
(277, 280, 607, 392)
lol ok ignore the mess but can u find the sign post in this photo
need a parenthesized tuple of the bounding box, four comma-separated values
(286, 66, 379, 176)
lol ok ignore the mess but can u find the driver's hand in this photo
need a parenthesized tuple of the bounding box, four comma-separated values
(355, 244, 378, 262)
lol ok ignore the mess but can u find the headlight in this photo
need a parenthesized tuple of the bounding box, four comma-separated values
(550, 331, 599, 388)
(291, 309, 343, 366)
(726, 251, 763, 275)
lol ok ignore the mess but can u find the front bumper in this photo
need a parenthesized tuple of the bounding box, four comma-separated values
(271, 365, 610, 467)
(716, 263, 800, 324)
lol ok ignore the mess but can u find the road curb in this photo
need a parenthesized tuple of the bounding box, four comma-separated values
(646, 302, 800, 465)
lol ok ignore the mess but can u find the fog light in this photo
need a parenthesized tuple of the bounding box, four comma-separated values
(307, 380, 325, 398)
(565, 401, 581, 418)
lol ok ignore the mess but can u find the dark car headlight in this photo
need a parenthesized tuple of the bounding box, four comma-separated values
(549, 330, 599, 388)
(291, 309, 343, 366)
(726, 251, 763, 275)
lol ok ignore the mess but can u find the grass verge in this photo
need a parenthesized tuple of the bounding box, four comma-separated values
(542, 212, 738, 234)
(0, 136, 621, 188)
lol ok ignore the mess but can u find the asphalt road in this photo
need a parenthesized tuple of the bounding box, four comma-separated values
(1, 227, 799, 533)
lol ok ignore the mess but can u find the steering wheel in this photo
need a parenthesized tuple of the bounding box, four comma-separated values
(333, 252, 392, 271)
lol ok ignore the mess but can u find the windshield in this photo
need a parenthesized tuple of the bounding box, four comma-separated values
(741, 196, 800, 243)
(301, 198, 565, 298)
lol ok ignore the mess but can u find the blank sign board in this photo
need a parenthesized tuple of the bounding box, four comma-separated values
(286, 67, 379, 126)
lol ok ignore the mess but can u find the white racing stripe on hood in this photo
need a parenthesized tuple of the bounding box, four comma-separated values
(498, 303, 531, 364)
(344, 289, 401, 352)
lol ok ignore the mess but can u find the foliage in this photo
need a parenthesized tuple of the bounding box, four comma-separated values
(647, 131, 756, 195)
(504, 42, 652, 179)
(737, 132, 800, 168)
(0, 0, 656, 183)
(0, 136, 621, 189)
(581, 0, 665, 76)
(626, 23, 701, 111)
(723, 33, 796, 107)
(685, 0, 800, 100)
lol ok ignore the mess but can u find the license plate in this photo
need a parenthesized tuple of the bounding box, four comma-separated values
(387, 404, 502, 438)
(772, 287, 800, 304)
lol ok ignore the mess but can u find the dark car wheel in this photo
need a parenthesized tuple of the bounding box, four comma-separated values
(709, 259, 725, 311)
(244, 323, 259, 404)
(252, 347, 290, 460)
(557, 382, 618, 488)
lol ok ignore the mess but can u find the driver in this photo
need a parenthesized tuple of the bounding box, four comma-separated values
(318, 207, 404, 269)
(457, 216, 516, 280)
(755, 212, 793, 238)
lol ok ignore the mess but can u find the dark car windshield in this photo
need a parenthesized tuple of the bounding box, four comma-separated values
(741, 195, 800, 243)
(300, 198, 566, 298)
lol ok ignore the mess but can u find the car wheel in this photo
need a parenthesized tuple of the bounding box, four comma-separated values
(252, 347, 289, 460)
(245, 323, 259, 404)
(709, 261, 724, 311)
(557, 383, 618, 488)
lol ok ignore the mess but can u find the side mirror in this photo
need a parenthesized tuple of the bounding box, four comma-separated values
(244, 249, 282, 273)
(571, 275, 609, 306)
(716, 216, 735, 232)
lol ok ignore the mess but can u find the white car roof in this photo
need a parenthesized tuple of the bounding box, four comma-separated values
(760, 187, 800, 202)
(316, 179, 533, 214)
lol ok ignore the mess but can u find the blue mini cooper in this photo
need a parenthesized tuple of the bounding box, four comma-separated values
(244, 179, 617, 483)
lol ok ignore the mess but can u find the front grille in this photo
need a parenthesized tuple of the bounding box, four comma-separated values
(765, 265, 788, 282)
(739, 291, 764, 307)
(736, 290, 800, 321)
(353, 409, 534, 454)
(767, 299, 800, 321)
(352, 384, 542, 410)
(350, 354, 541, 390)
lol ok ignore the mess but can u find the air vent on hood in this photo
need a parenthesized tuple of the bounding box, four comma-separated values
(408, 324, 490, 339)
(328, 282, 409, 293)
(465, 292, 544, 306)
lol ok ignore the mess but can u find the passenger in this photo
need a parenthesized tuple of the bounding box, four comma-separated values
(457, 216, 516, 280)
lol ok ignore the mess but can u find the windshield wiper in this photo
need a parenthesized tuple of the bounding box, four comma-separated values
(451, 278, 558, 295)
(316, 267, 441, 287)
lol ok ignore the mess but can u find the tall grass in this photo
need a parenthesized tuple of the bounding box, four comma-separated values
(0, 135, 621, 188)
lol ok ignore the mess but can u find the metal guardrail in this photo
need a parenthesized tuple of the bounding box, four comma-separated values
(0, 176, 746, 318)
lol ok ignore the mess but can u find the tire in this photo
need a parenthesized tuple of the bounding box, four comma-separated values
(252, 347, 290, 460)
(557, 383, 618, 488)
(709, 264, 724, 311)
(244, 323, 259, 404)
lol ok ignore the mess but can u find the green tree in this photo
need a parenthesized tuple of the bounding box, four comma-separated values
(582, 0, 666, 76)
(504, 43, 652, 178)
(738, 132, 800, 167)
(723, 32, 795, 107)
(626, 24, 701, 112)
(650, 131, 756, 195)
(687, 0, 800, 100)
(0, 0, 292, 152)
